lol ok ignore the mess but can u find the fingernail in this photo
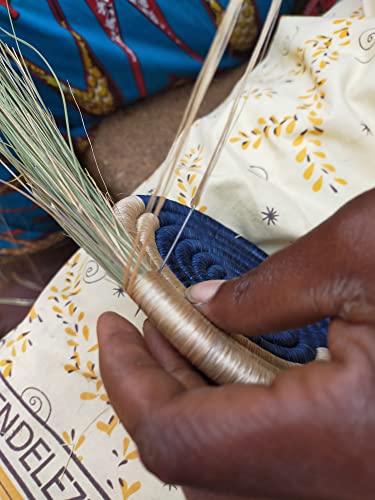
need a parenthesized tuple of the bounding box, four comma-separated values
(185, 280, 225, 305)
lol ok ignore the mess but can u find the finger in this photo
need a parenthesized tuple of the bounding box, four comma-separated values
(97, 312, 184, 433)
(143, 320, 206, 389)
(137, 322, 374, 499)
(185, 193, 374, 336)
(99, 313, 375, 499)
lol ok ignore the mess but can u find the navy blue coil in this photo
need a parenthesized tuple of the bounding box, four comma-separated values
(140, 196, 329, 364)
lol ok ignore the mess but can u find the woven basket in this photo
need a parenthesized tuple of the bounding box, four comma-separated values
(116, 196, 330, 385)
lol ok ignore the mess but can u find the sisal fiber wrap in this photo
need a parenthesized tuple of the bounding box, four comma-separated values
(117, 196, 330, 385)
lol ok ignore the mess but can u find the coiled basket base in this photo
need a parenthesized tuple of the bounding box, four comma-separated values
(116, 196, 330, 385)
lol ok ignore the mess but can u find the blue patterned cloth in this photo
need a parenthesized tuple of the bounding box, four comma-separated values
(0, 0, 294, 256)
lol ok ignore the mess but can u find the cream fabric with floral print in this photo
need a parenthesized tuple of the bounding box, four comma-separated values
(138, 0, 374, 256)
(1, 1, 374, 498)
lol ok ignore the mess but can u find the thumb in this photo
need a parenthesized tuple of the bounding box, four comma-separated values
(185, 210, 361, 337)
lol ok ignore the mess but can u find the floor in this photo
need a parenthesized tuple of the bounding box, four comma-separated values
(82, 65, 245, 198)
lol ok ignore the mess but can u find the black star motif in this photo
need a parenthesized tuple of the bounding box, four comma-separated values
(361, 122, 372, 136)
(163, 483, 178, 491)
(261, 207, 279, 226)
(113, 286, 125, 298)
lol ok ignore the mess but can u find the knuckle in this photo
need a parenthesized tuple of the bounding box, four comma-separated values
(312, 271, 372, 322)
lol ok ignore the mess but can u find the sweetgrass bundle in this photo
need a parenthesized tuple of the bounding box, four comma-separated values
(0, 0, 249, 284)
(0, 1, 286, 386)
(0, 35, 148, 284)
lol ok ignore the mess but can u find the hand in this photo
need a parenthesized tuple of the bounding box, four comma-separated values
(98, 189, 375, 500)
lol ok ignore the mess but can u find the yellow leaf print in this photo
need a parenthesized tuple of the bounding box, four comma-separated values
(62, 430, 85, 461)
(82, 325, 89, 342)
(123, 438, 139, 461)
(76, 435, 86, 450)
(309, 116, 323, 126)
(119, 479, 141, 500)
(286, 120, 296, 134)
(177, 182, 187, 193)
(65, 327, 77, 337)
(62, 431, 71, 444)
(177, 196, 187, 206)
(96, 415, 119, 436)
(323, 164, 336, 172)
(309, 128, 323, 136)
(65, 364, 79, 374)
(28, 307, 37, 321)
(274, 125, 282, 137)
(0, 360, 12, 378)
(80, 392, 97, 401)
(293, 134, 304, 147)
(313, 151, 326, 159)
(296, 147, 307, 163)
(303, 163, 315, 180)
(334, 178, 348, 185)
(188, 174, 196, 185)
(83, 361, 96, 379)
(313, 176, 323, 192)
(126, 450, 139, 461)
(253, 137, 262, 149)
(71, 253, 81, 266)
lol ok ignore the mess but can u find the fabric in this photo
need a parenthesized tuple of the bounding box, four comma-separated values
(2, 0, 375, 497)
(0, 0, 295, 257)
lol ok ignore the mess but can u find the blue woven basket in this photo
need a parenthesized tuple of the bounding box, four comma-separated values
(140, 196, 329, 365)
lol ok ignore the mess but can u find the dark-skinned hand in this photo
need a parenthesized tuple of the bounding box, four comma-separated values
(98, 189, 375, 500)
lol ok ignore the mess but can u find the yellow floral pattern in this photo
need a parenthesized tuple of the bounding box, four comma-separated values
(175, 145, 208, 213)
(1, 2, 373, 499)
(228, 11, 366, 193)
(0, 331, 32, 378)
